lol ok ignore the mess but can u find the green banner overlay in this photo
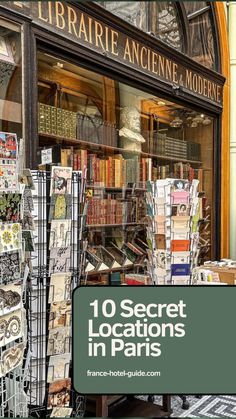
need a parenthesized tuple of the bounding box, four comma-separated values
(73, 286, 236, 394)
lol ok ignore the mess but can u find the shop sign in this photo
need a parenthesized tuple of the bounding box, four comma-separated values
(4, 1, 223, 105)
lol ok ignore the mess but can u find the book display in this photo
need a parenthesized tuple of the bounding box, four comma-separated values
(146, 179, 200, 285)
(27, 169, 87, 417)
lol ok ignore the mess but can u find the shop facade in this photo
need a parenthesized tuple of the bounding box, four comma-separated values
(0, 1, 229, 261)
(0, 1, 230, 417)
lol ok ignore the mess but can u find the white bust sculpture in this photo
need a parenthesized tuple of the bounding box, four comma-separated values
(119, 107, 145, 153)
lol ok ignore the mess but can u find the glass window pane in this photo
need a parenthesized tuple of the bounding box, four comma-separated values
(38, 51, 215, 262)
(97, 2, 148, 31)
(184, 1, 207, 16)
(153, 1, 183, 51)
(188, 11, 216, 69)
(0, 19, 22, 137)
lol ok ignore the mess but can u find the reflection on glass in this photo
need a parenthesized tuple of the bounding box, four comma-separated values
(0, 19, 22, 137)
(188, 11, 215, 69)
(153, 1, 182, 51)
(97, 1, 147, 31)
(184, 1, 208, 16)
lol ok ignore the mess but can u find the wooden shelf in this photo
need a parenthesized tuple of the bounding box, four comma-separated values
(86, 222, 146, 228)
(39, 133, 202, 165)
(84, 263, 142, 277)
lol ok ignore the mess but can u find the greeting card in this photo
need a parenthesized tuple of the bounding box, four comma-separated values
(47, 327, 71, 356)
(0, 308, 25, 347)
(47, 378, 71, 408)
(49, 301, 71, 330)
(0, 342, 25, 378)
(0, 223, 22, 254)
(0, 252, 21, 281)
(0, 193, 22, 222)
(49, 247, 71, 274)
(0, 282, 22, 316)
(48, 272, 71, 303)
(47, 353, 71, 382)
(49, 195, 72, 221)
(49, 220, 71, 249)
(50, 166, 72, 196)
(0, 159, 18, 192)
(0, 132, 17, 159)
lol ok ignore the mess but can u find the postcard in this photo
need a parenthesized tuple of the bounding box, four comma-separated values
(0, 132, 17, 159)
(155, 234, 166, 250)
(47, 353, 71, 383)
(50, 166, 72, 196)
(171, 204, 190, 217)
(49, 194, 72, 221)
(0, 223, 22, 254)
(0, 342, 25, 378)
(47, 327, 71, 356)
(48, 272, 71, 303)
(49, 247, 71, 274)
(50, 407, 72, 417)
(155, 250, 168, 269)
(0, 193, 22, 222)
(171, 191, 189, 205)
(171, 231, 190, 240)
(171, 240, 190, 252)
(171, 251, 190, 264)
(171, 216, 190, 230)
(0, 159, 18, 192)
(0, 282, 22, 316)
(0, 252, 21, 281)
(171, 264, 190, 276)
(23, 188, 34, 212)
(49, 220, 71, 249)
(172, 276, 190, 285)
(0, 308, 24, 348)
(49, 301, 71, 330)
(22, 211, 35, 231)
(47, 378, 71, 408)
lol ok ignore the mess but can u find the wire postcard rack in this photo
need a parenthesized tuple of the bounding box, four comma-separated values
(27, 169, 87, 418)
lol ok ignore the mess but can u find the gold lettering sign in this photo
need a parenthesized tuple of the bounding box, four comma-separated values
(2, 1, 224, 105)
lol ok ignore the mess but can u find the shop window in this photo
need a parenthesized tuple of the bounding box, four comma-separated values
(184, 2, 216, 69)
(0, 19, 22, 137)
(37, 51, 215, 262)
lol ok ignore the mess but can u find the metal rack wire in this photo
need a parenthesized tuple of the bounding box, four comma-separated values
(27, 170, 87, 417)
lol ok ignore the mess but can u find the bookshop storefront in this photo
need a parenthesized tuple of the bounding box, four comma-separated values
(0, 1, 229, 262)
(0, 1, 230, 417)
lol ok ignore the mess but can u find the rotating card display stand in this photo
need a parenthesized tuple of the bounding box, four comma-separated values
(27, 169, 87, 417)
(146, 178, 200, 285)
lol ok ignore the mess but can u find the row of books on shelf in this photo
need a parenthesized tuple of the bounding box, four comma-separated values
(87, 196, 146, 225)
(59, 148, 203, 189)
(86, 272, 150, 286)
(142, 132, 201, 161)
(77, 114, 117, 147)
(85, 239, 148, 273)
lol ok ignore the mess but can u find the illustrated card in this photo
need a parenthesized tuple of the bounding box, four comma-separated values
(0, 252, 21, 281)
(47, 378, 71, 408)
(0, 342, 25, 378)
(50, 166, 72, 195)
(0, 223, 22, 253)
(49, 194, 72, 221)
(48, 272, 71, 303)
(0, 193, 22, 222)
(0, 159, 18, 192)
(49, 247, 71, 274)
(0, 282, 22, 316)
(50, 407, 72, 417)
(47, 353, 71, 383)
(49, 220, 71, 249)
(49, 301, 71, 330)
(171, 204, 190, 217)
(0, 132, 17, 159)
(47, 326, 71, 356)
(23, 188, 34, 212)
(0, 308, 24, 347)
